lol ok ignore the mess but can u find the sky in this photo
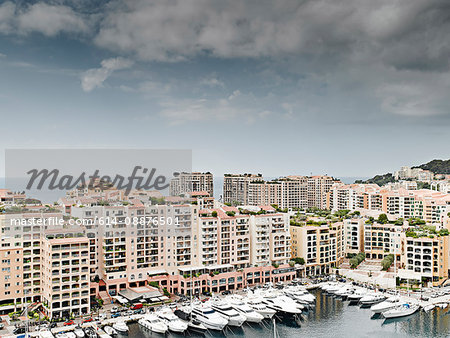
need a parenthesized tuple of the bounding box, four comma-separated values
(0, 0, 449, 180)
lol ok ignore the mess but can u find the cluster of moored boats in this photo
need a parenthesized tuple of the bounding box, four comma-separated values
(124, 284, 316, 334)
(318, 282, 427, 319)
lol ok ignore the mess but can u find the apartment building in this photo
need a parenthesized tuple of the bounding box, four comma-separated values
(394, 166, 434, 182)
(41, 232, 90, 319)
(170, 172, 214, 197)
(194, 207, 291, 269)
(343, 218, 365, 255)
(398, 234, 449, 287)
(223, 174, 263, 205)
(224, 174, 336, 209)
(290, 222, 344, 275)
(363, 222, 402, 260)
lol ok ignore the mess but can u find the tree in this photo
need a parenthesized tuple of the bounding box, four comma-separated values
(211, 211, 218, 217)
(292, 257, 305, 265)
(377, 214, 388, 224)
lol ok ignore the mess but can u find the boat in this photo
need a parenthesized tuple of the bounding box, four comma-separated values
(423, 304, 435, 312)
(103, 326, 117, 336)
(211, 300, 246, 326)
(246, 297, 277, 319)
(66, 332, 76, 338)
(371, 297, 400, 314)
(347, 289, 368, 303)
(74, 328, 85, 338)
(83, 328, 97, 338)
(112, 321, 128, 334)
(260, 292, 302, 316)
(187, 318, 208, 333)
(382, 303, 420, 319)
(40, 331, 55, 338)
(191, 304, 228, 330)
(360, 293, 386, 306)
(55, 333, 69, 338)
(227, 296, 264, 323)
(157, 307, 188, 332)
(436, 302, 448, 309)
(139, 314, 168, 334)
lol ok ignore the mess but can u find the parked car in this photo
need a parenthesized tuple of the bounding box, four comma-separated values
(63, 320, 74, 326)
(82, 318, 93, 323)
(111, 313, 121, 318)
(111, 306, 119, 312)
(0, 323, 5, 329)
(130, 303, 143, 310)
(221, 290, 231, 296)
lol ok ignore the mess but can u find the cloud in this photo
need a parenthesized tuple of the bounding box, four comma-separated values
(81, 57, 134, 92)
(0, 1, 88, 36)
(200, 74, 225, 88)
(93, 0, 450, 70)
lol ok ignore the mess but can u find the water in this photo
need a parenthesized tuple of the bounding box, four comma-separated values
(124, 290, 450, 337)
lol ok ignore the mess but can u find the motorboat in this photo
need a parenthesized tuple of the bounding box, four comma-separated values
(139, 314, 168, 334)
(173, 305, 208, 332)
(370, 297, 400, 314)
(246, 297, 277, 319)
(55, 333, 69, 338)
(112, 321, 129, 334)
(83, 328, 96, 338)
(66, 332, 76, 338)
(157, 307, 188, 332)
(227, 296, 264, 323)
(191, 304, 228, 330)
(423, 304, 435, 312)
(211, 300, 246, 326)
(348, 289, 368, 303)
(74, 328, 85, 338)
(382, 303, 420, 319)
(259, 291, 302, 316)
(359, 293, 386, 306)
(103, 326, 117, 336)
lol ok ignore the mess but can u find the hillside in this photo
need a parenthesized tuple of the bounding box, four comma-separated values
(355, 159, 449, 185)
(412, 159, 450, 175)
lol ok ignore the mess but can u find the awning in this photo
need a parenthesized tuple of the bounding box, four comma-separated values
(147, 269, 168, 276)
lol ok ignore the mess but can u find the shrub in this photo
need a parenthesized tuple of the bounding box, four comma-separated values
(381, 254, 394, 271)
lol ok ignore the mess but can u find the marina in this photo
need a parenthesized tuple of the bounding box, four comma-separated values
(6, 280, 450, 338)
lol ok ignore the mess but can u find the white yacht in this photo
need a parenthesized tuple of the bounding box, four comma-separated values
(112, 321, 128, 334)
(210, 300, 246, 326)
(370, 297, 400, 314)
(261, 294, 301, 316)
(360, 293, 386, 306)
(139, 314, 168, 334)
(382, 303, 420, 319)
(74, 328, 85, 338)
(157, 307, 188, 333)
(348, 289, 368, 303)
(246, 297, 277, 319)
(227, 296, 264, 323)
(103, 326, 117, 336)
(191, 304, 228, 330)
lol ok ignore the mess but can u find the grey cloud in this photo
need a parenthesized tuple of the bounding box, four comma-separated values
(0, 1, 89, 36)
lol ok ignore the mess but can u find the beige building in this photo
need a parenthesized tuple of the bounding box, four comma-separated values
(170, 172, 214, 197)
(290, 222, 344, 275)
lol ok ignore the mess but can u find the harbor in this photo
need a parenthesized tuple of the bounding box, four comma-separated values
(4, 280, 450, 338)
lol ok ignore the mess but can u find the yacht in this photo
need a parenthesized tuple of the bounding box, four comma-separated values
(74, 328, 85, 338)
(138, 315, 168, 334)
(246, 297, 277, 319)
(191, 304, 228, 330)
(66, 332, 76, 338)
(360, 293, 386, 306)
(173, 305, 208, 332)
(112, 321, 128, 334)
(261, 295, 301, 316)
(211, 300, 246, 326)
(382, 303, 420, 319)
(348, 289, 368, 303)
(103, 326, 117, 336)
(370, 297, 400, 314)
(227, 297, 264, 323)
(157, 307, 188, 333)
